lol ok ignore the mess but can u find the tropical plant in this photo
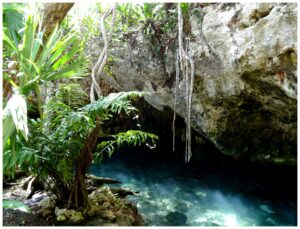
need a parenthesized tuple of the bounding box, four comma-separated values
(9, 91, 158, 208)
(3, 12, 89, 177)
(3, 3, 25, 45)
(3, 12, 88, 114)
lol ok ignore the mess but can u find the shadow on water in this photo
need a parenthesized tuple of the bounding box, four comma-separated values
(89, 145, 297, 226)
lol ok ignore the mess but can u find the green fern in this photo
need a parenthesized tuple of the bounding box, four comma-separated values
(82, 91, 145, 116)
(95, 130, 158, 164)
(55, 83, 88, 109)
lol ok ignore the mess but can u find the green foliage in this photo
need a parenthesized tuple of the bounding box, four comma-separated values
(115, 3, 177, 58)
(179, 3, 189, 16)
(55, 83, 88, 109)
(2, 92, 29, 178)
(3, 145, 45, 178)
(82, 91, 144, 117)
(3, 200, 31, 213)
(11, 91, 158, 200)
(3, 13, 88, 97)
(191, 7, 204, 31)
(81, 15, 101, 38)
(2, 3, 25, 45)
(3, 11, 89, 179)
(3, 92, 28, 144)
(95, 130, 158, 163)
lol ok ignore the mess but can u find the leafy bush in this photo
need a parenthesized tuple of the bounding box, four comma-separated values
(12, 91, 158, 205)
(3, 11, 89, 178)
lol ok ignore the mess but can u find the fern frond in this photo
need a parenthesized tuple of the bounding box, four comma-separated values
(94, 130, 158, 164)
(82, 91, 145, 117)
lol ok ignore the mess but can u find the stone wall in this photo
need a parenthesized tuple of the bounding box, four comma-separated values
(90, 3, 297, 164)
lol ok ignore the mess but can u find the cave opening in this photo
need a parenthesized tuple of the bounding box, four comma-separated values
(91, 99, 296, 226)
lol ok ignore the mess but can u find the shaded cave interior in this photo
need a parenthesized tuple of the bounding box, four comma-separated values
(98, 98, 297, 203)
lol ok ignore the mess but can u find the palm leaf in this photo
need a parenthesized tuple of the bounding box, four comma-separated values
(82, 91, 145, 115)
(30, 31, 44, 61)
(3, 110, 16, 147)
(44, 34, 75, 69)
(2, 29, 19, 53)
(96, 130, 158, 161)
(3, 3, 24, 45)
(4, 93, 28, 141)
(45, 59, 87, 81)
(51, 39, 82, 70)
(22, 14, 37, 60)
(36, 24, 60, 68)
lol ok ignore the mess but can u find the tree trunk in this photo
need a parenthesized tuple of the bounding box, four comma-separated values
(68, 123, 102, 209)
(41, 3, 74, 37)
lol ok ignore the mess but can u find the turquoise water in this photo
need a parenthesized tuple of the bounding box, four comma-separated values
(90, 159, 296, 226)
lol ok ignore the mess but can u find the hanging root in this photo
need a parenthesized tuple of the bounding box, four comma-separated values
(172, 54, 180, 152)
(90, 4, 117, 102)
(176, 4, 195, 163)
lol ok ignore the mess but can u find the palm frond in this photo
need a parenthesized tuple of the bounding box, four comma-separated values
(3, 93, 28, 142)
(3, 3, 25, 45)
(22, 14, 37, 60)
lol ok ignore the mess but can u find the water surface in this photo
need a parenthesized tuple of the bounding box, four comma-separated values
(90, 156, 296, 226)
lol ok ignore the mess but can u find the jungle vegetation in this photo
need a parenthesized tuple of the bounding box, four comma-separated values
(2, 3, 162, 209)
(2, 2, 201, 210)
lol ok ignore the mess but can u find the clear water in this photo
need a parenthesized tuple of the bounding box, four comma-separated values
(90, 159, 296, 226)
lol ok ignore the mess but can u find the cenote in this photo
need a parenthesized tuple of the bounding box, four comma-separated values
(90, 140, 297, 226)
(2, 2, 297, 227)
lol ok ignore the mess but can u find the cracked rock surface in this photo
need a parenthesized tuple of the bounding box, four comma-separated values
(90, 3, 297, 163)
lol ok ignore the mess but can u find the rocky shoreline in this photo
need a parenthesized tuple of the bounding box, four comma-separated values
(3, 176, 144, 226)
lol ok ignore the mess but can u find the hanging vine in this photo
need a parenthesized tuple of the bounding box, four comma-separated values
(172, 53, 180, 152)
(173, 4, 195, 163)
(90, 4, 117, 102)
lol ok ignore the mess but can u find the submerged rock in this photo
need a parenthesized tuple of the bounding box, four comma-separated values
(166, 211, 188, 226)
(259, 204, 275, 214)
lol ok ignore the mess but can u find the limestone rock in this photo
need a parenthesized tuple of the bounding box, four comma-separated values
(69, 211, 84, 224)
(57, 214, 67, 222)
(116, 213, 135, 226)
(101, 210, 116, 221)
(38, 196, 57, 218)
(38, 196, 57, 209)
(55, 207, 67, 216)
(55, 207, 68, 222)
(64, 209, 76, 219)
(91, 3, 296, 164)
(87, 204, 101, 217)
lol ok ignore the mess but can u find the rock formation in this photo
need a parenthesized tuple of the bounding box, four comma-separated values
(91, 3, 297, 164)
